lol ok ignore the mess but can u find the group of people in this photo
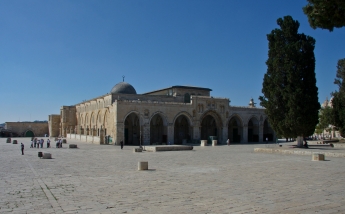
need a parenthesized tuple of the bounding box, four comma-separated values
(30, 138, 50, 148)
(56, 139, 63, 148)
(29, 137, 64, 149)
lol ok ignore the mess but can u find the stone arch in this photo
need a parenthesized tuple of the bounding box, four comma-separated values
(96, 111, 101, 127)
(248, 116, 259, 142)
(227, 114, 244, 143)
(24, 130, 35, 137)
(90, 112, 95, 126)
(174, 113, 193, 145)
(85, 114, 89, 127)
(150, 112, 168, 145)
(123, 111, 141, 145)
(103, 110, 111, 136)
(149, 111, 168, 126)
(200, 110, 223, 142)
(172, 111, 193, 126)
(263, 118, 274, 142)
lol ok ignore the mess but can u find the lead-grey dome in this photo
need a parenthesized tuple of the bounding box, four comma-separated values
(110, 82, 137, 94)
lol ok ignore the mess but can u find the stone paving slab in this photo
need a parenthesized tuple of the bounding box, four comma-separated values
(1, 138, 345, 213)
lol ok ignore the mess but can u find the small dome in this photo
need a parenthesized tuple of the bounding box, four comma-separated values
(110, 82, 137, 94)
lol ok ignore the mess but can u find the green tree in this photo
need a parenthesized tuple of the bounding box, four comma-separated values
(331, 58, 345, 137)
(315, 105, 333, 133)
(259, 16, 320, 147)
(303, 0, 345, 31)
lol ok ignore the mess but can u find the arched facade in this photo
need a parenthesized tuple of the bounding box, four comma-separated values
(59, 83, 275, 145)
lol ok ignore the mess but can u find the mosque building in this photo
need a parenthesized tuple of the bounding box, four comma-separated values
(48, 80, 275, 145)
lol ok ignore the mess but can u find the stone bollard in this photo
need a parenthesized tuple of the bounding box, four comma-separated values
(200, 140, 207, 146)
(69, 144, 78, 148)
(138, 161, 148, 170)
(133, 148, 143, 153)
(6, 138, 11, 143)
(12, 140, 18, 144)
(42, 153, 52, 159)
(312, 153, 325, 161)
(212, 140, 217, 146)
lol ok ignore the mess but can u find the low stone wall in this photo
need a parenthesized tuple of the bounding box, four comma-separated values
(67, 134, 100, 144)
(145, 145, 193, 152)
(254, 148, 345, 158)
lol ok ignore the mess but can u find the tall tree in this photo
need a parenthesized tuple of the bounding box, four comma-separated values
(303, 0, 345, 31)
(331, 58, 345, 137)
(259, 16, 320, 147)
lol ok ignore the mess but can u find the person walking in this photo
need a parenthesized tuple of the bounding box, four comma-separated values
(30, 140, 33, 148)
(34, 138, 37, 148)
(47, 139, 50, 148)
(21, 143, 24, 155)
(227, 139, 230, 146)
(120, 141, 124, 150)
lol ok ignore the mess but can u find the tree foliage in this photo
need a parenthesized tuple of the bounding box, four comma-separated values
(331, 58, 345, 137)
(303, 0, 345, 31)
(315, 105, 333, 133)
(259, 16, 320, 139)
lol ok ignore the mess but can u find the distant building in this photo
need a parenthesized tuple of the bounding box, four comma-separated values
(2, 122, 48, 137)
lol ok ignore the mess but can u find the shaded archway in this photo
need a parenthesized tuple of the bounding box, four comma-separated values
(248, 117, 259, 142)
(201, 115, 218, 143)
(150, 114, 167, 145)
(228, 116, 243, 143)
(263, 119, 274, 142)
(124, 113, 140, 145)
(25, 130, 35, 137)
(174, 115, 191, 144)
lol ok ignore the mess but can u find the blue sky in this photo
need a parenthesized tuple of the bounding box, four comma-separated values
(0, 0, 344, 123)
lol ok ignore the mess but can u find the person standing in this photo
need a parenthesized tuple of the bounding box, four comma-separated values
(120, 141, 124, 150)
(40, 139, 44, 148)
(21, 143, 24, 155)
(30, 140, 33, 148)
(227, 139, 230, 146)
(34, 138, 37, 148)
(47, 139, 50, 148)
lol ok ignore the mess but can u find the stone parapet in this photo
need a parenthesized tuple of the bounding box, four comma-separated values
(145, 145, 193, 152)
(254, 148, 345, 158)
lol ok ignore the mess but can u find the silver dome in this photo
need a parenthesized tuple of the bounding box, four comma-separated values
(110, 82, 137, 94)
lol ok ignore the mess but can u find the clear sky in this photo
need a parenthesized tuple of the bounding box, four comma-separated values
(0, 0, 344, 123)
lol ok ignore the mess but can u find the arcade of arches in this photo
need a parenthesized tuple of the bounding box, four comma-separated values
(60, 82, 276, 145)
(119, 113, 274, 145)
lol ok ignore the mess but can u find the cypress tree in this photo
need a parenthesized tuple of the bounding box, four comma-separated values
(259, 16, 320, 146)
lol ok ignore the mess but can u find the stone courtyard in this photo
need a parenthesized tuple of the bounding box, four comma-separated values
(1, 138, 345, 214)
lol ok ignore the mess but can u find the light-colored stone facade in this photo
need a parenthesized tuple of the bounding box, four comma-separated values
(48, 115, 60, 137)
(5, 122, 48, 137)
(49, 83, 275, 145)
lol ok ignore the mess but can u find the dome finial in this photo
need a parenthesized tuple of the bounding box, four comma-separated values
(122, 75, 125, 82)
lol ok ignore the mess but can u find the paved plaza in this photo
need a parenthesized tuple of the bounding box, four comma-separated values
(1, 138, 345, 214)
